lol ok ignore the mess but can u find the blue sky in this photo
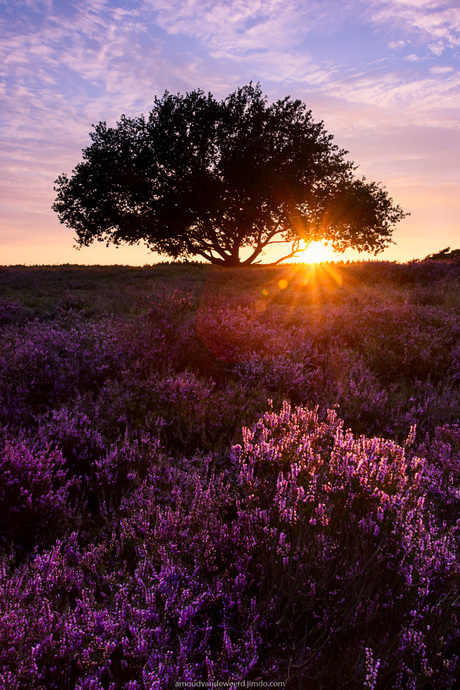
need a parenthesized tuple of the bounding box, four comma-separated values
(1, 0, 459, 265)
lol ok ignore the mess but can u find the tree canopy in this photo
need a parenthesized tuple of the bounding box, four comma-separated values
(53, 84, 407, 266)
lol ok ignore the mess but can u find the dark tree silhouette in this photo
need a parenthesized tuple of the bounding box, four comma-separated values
(53, 84, 408, 266)
(423, 247, 460, 262)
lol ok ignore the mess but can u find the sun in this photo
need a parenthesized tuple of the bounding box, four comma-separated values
(297, 240, 334, 264)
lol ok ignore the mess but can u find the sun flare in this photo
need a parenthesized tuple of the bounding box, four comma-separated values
(298, 240, 333, 264)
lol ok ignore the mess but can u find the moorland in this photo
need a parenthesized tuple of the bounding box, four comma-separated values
(0, 259, 459, 689)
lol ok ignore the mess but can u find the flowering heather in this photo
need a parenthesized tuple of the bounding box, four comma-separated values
(0, 262, 459, 687)
(0, 314, 125, 427)
(0, 438, 78, 555)
(233, 402, 460, 686)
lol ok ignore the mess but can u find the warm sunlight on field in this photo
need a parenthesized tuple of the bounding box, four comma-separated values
(297, 240, 335, 263)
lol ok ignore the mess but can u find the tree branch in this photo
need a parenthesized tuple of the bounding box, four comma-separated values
(242, 224, 285, 265)
(196, 220, 230, 261)
(265, 238, 310, 266)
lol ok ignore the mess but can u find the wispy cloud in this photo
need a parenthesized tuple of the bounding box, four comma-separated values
(329, 67, 460, 120)
(370, 0, 460, 55)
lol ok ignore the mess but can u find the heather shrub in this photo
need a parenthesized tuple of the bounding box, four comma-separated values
(312, 346, 389, 435)
(138, 286, 195, 318)
(35, 407, 166, 517)
(0, 299, 26, 325)
(391, 379, 460, 438)
(232, 402, 460, 687)
(58, 289, 87, 312)
(37, 408, 106, 478)
(0, 316, 125, 426)
(1, 404, 459, 688)
(114, 315, 193, 379)
(415, 423, 460, 525)
(308, 299, 456, 383)
(196, 297, 289, 361)
(92, 370, 270, 455)
(357, 305, 456, 382)
(91, 433, 164, 516)
(234, 351, 315, 405)
(0, 438, 77, 554)
(0, 456, 261, 688)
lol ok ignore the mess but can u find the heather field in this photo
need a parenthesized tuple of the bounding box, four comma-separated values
(1, 260, 460, 689)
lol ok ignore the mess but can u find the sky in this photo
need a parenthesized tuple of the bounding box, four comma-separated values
(1, 0, 459, 266)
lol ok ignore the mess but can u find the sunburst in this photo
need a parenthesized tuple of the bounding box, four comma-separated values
(297, 240, 334, 264)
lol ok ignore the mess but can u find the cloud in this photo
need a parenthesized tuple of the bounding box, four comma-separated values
(388, 39, 408, 49)
(144, 0, 362, 83)
(429, 64, 454, 73)
(328, 67, 460, 119)
(138, 0, 460, 118)
(145, 0, 460, 66)
(147, 0, 335, 48)
(369, 1, 460, 54)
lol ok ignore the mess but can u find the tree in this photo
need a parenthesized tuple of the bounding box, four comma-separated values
(53, 84, 407, 266)
(423, 247, 460, 262)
